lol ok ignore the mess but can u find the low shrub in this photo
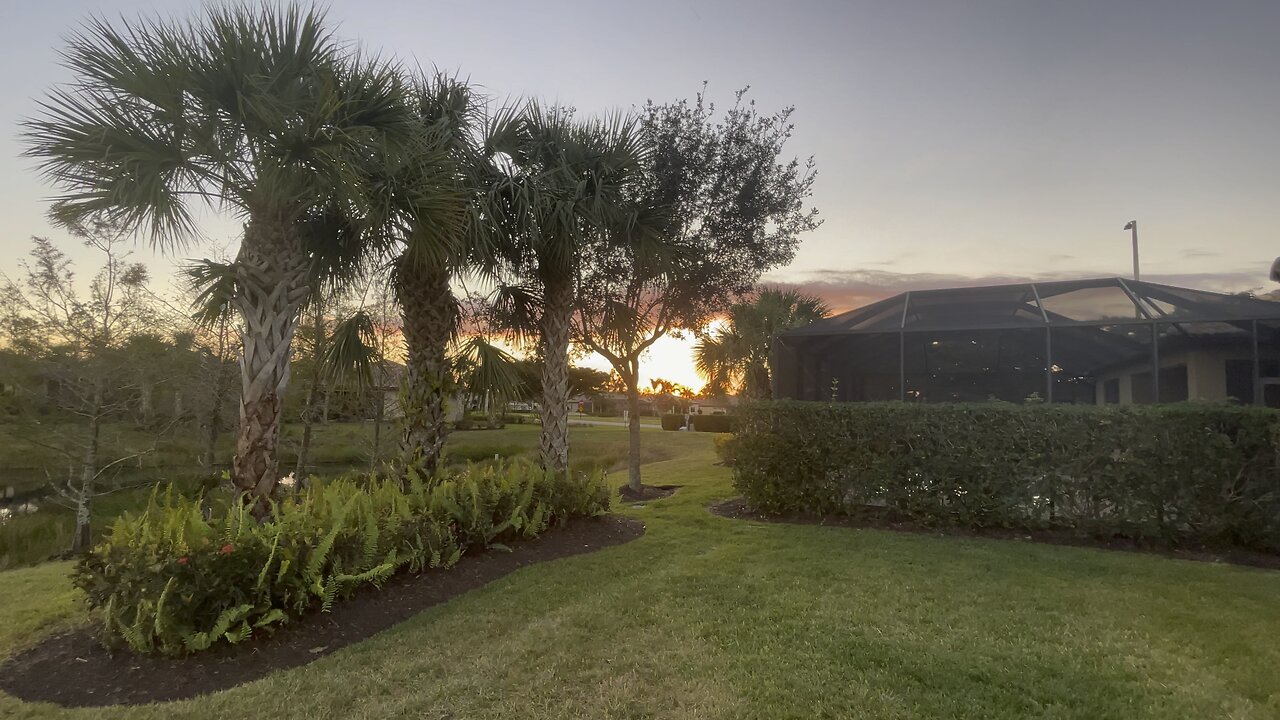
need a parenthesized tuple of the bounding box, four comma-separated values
(724, 401, 1280, 552)
(660, 413, 686, 431)
(690, 414, 736, 433)
(0, 510, 72, 569)
(74, 459, 608, 655)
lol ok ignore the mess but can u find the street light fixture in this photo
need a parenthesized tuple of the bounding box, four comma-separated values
(1124, 220, 1139, 281)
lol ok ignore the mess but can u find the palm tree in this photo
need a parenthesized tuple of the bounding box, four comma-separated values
(392, 73, 486, 478)
(24, 5, 422, 512)
(695, 288, 830, 398)
(487, 107, 647, 474)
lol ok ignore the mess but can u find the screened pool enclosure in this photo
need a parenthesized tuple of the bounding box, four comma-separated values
(774, 278, 1280, 406)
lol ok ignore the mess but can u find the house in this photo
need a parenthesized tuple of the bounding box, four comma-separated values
(690, 398, 737, 415)
(773, 277, 1280, 406)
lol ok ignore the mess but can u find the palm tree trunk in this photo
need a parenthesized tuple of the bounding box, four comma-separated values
(397, 260, 454, 479)
(625, 369, 643, 491)
(539, 272, 573, 475)
(231, 217, 310, 516)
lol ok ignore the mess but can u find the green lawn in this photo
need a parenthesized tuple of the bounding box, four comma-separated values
(2, 426, 1279, 718)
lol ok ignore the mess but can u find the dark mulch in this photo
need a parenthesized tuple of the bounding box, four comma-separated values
(709, 497, 1280, 571)
(0, 514, 645, 708)
(618, 484, 679, 502)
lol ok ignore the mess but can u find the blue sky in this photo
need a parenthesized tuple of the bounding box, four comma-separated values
(3, 0, 1278, 386)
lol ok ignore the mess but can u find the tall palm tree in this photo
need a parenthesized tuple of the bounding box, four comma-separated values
(23, 5, 422, 511)
(487, 107, 647, 474)
(392, 73, 486, 478)
(323, 73, 516, 479)
(695, 288, 830, 398)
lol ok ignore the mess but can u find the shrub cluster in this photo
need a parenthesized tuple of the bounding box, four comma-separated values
(690, 414, 736, 433)
(724, 401, 1280, 552)
(660, 413, 686, 431)
(73, 460, 608, 655)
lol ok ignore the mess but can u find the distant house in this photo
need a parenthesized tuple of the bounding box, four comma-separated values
(774, 277, 1280, 406)
(690, 398, 736, 415)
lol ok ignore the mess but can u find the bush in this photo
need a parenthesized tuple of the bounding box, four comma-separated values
(0, 510, 72, 569)
(690, 414, 736, 433)
(660, 413, 686, 431)
(74, 459, 608, 655)
(724, 401, 1280, 552)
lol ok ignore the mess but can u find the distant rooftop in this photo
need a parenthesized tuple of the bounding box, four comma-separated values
(785, 277, 1280, 335)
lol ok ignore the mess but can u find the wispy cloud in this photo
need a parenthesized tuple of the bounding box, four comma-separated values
(762, 268, 1273, 313)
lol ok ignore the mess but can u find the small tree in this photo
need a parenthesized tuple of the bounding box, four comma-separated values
(292, 293, 333, 482)
(0, 225, 162, 552)
(576, 88, 821, 490)
(358, 281, 400, 470)
(182, 257, 244, 470)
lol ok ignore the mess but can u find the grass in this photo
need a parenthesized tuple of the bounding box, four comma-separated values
(2, 426, 1279, 718)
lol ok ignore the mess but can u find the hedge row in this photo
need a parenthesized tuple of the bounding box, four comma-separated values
(722, 401, 1280, 552)
(660, 413, 686, 431)
(74, 460, 608, 655)
(690, 414, 736, 433)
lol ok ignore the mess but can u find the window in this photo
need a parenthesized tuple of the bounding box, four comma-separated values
(1103, 378, 1120, 404)
(1225, 358, 1280, 405)
(1132, 365, 1188, 404)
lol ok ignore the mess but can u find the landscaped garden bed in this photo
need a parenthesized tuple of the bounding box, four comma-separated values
(0, 458, 636, 707)
(0, 513, 642, 707)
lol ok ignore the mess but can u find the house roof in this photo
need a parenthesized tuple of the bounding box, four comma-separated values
(783, 277, 1280, 336)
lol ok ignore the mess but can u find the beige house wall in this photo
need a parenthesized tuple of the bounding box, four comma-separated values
(1093, 348, 1250, 405)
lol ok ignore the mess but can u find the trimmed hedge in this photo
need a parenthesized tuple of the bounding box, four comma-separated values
(74, 460, 608, 655)
(691, 414, 736, 433)
(723, 401, 1280, 552)
(660, 413, 686, 431)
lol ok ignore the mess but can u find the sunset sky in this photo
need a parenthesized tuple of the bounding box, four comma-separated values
(3, 1, 1277, 390)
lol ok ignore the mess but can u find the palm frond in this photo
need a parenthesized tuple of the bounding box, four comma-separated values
(324, 310, 378, 389)
(183, 259, 238, 328)
(456, 336, 524, 401)
(487, 282, 543, 344)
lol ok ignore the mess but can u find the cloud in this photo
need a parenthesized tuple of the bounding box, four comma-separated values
(762, 267, 1273, 314)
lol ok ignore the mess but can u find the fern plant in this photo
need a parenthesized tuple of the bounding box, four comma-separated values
(73, 459, 609, 655)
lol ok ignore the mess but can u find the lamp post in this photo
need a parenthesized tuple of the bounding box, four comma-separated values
(1124, 220, 1139, 281)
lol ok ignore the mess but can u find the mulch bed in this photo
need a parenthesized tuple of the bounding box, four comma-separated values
(709, 497, 1280, 571)
(0, 514, 645, 708)
(618, 484, 679, 503)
